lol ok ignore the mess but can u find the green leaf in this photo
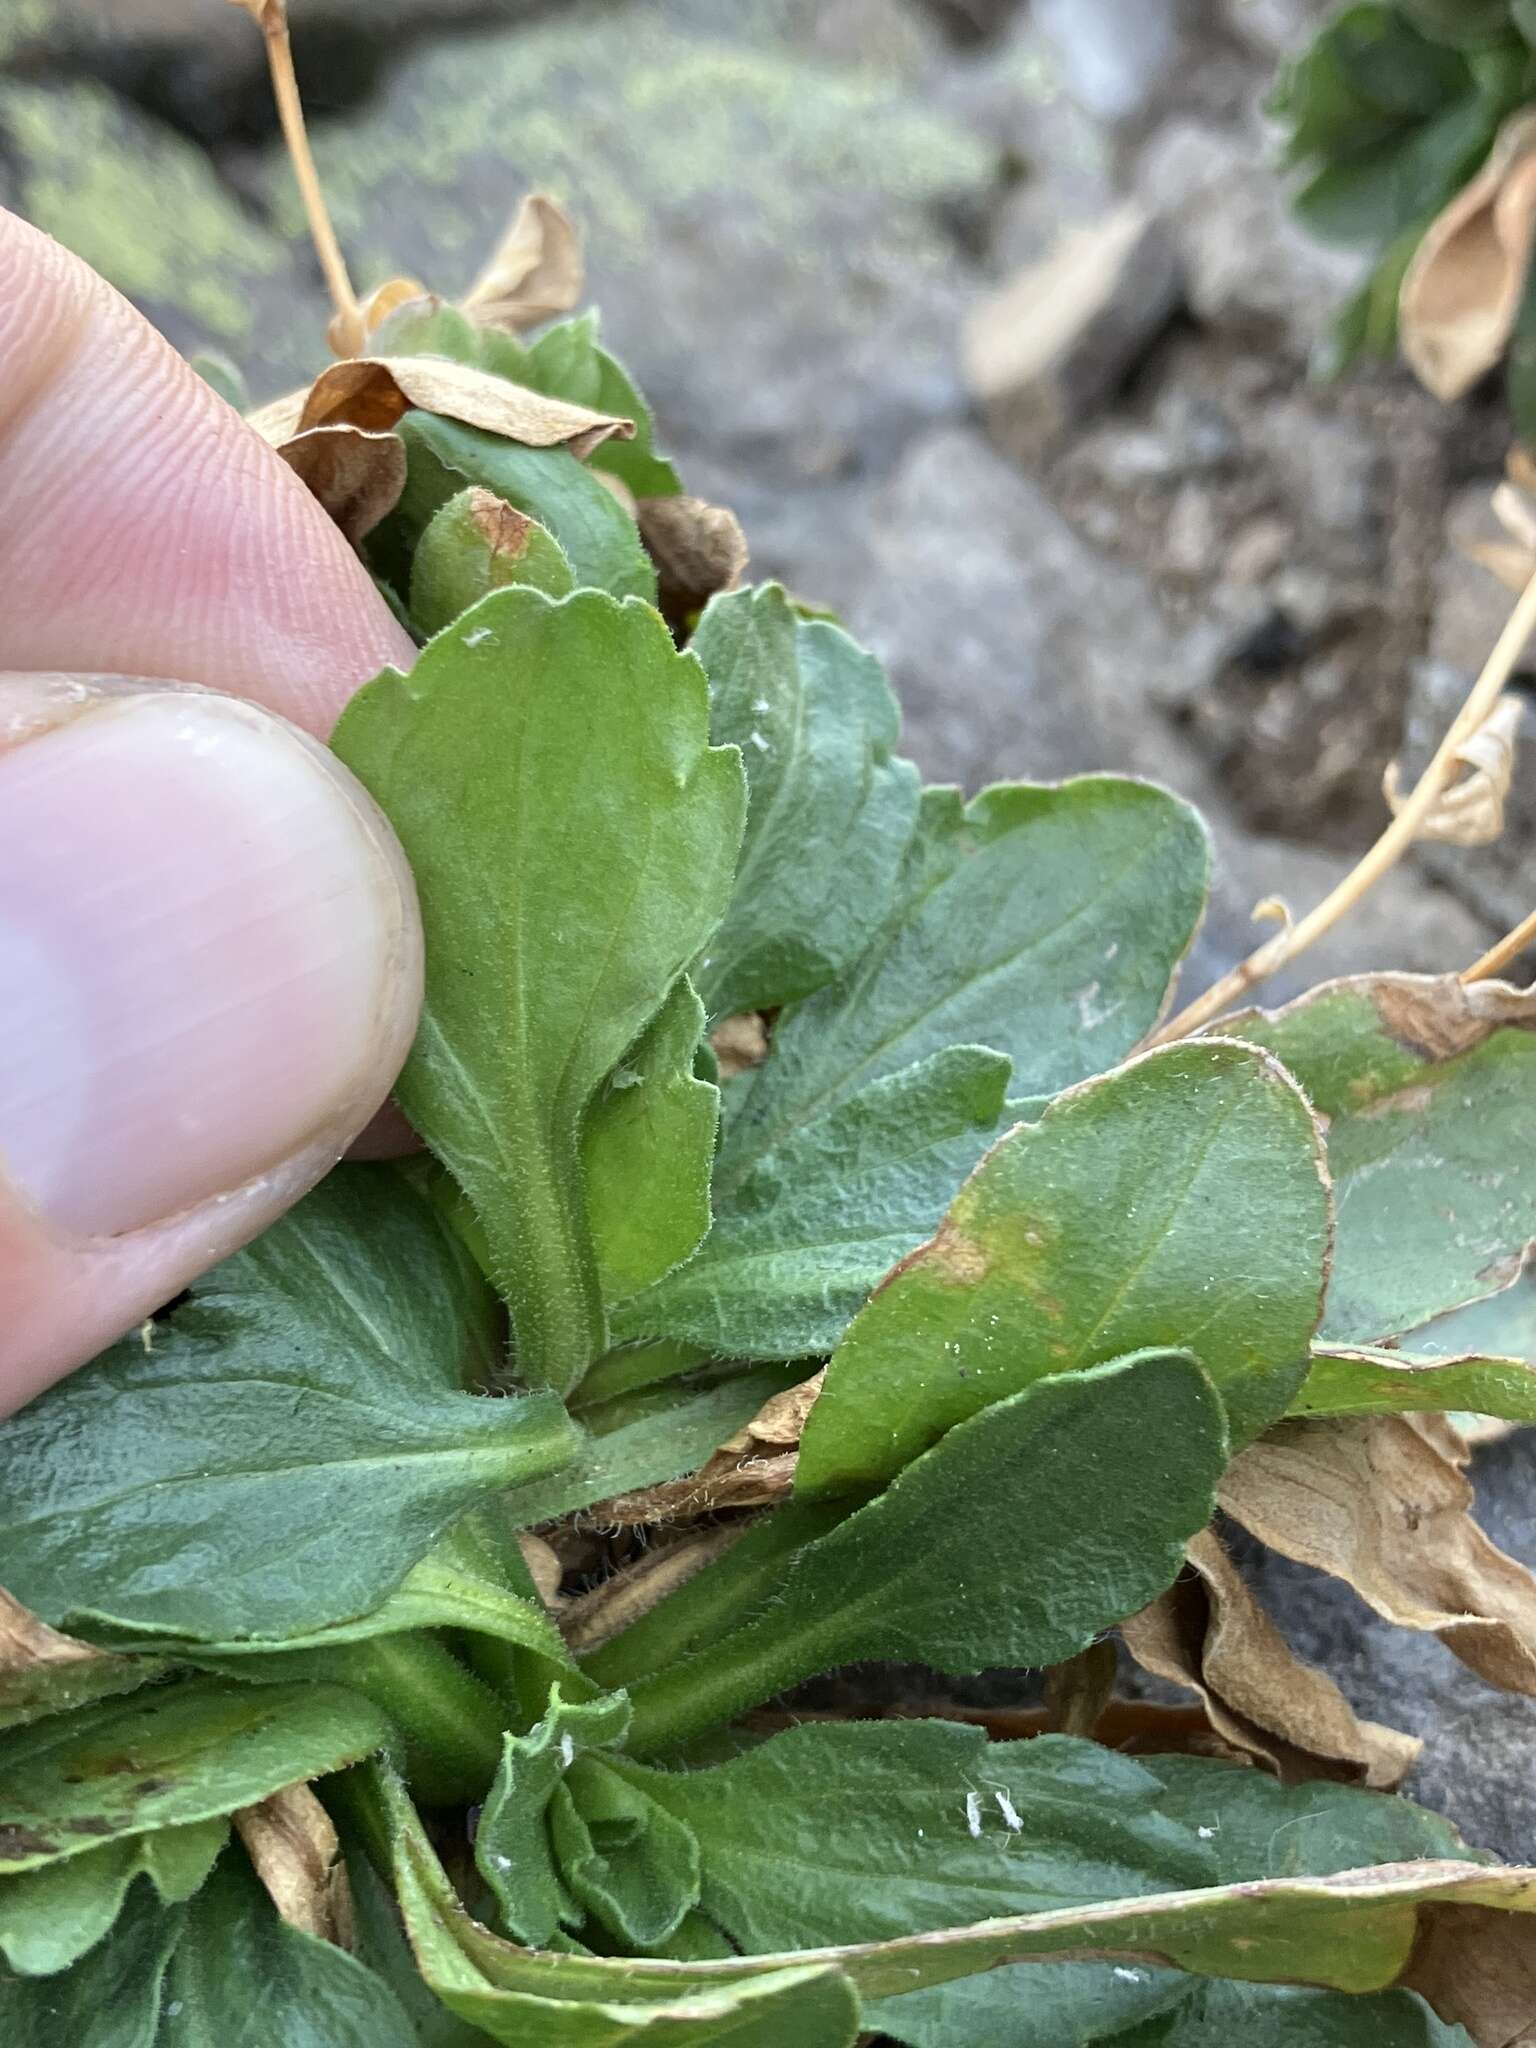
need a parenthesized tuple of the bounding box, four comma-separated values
(718, 778, 1209, 1177)
(374, 300, 680, 499)
(0, 1816, 224, 1976)
(1291, 90, 1496, 246)
(375, 411, 656, 603)
(333, 588, 745, 1395)
(348, 1849, 499, 2048)
(620, 1723, 1213, 1954)
(1102, 1982, 1472, 2046)
(689, 586, 921, 1017)
(623, 1352, 1227, 1755)
(1272, 6, 1474, 163)
(476, 1690, 700, 1950)
(367, 1753, 1525, 2010)
(0, 1873, 182, 2046)
(0, 1681, 387, 1875)
(410, 487, 575, 636)
(0, 1168, 575, 1641)
(582, 977, 719, 1304)
(612, 1045, 1011, 1358)
(797, 1038, 1329, 1498)
(1225, 976, 1536, 1344)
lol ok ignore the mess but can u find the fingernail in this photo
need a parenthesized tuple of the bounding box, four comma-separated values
(0, 684, 421, 1237)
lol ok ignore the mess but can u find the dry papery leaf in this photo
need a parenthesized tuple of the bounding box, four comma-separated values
(595, 1371, 825, 1526)
(233, 1781, 351, 1946)
(1042, 1637, 1118, 1740)
(329, 275, 431, 360)
(637, 495, 750, 627)
(0, 1588, 105, 1683)
(462, 192, 584, 336)
(1407, 1900, 1536, 2048)
(1220, 1414, 1536, 1699)
(709, 1010, 769, 1079)
(248, 355, 631, 462)
(1383, 690, 1523, 847)
(276, 424, 407, 544)
(1400, 109, 1536, 402)
(560, 1525, 746, 1655)
(1120, 1527, 1420, 1789)
(516, 1531, 565, 1613)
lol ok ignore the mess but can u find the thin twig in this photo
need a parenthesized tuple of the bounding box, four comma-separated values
(1150, 567, 1536, 1044)
(1462, 904, 1536, 984)
(233, 0, 361, 351)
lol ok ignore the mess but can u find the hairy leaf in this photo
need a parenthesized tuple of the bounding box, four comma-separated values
(409, 486, 574, 635)
(1225, 974, 1536, 1343)
(376, 411, 656, 603)
(583, 978, 719, 1304)
(0, 1170, 575, 1640)
(721, 780, 1208, 1173)
(333, 589, 744, 1395)
(612, 1046, 1011, 1358)
(797, 1039, 1329, 1498)
(623, 1352, 1227, 1755)
(0, 1816, 224, 1976)
(0, 1681, 387, 1875)
(689, 586, 920, 1017)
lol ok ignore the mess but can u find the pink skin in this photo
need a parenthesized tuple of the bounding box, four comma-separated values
(0, 209, 425, 1412)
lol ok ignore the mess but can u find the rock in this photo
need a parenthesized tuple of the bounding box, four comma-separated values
(1248, 391, 1386, 570)
(1032, 0, 1183, 126)
(0, 75, 322, 384)
(1163, 481, 1221, 577)
(1136, 116, 1364, 354)
(1222, 0, 1335, 58)
(1224, 515, 1294, 585)
(964, 204, 1181, 468)
(277, 12, 999, 453)
(1430, 482, 1521, 676)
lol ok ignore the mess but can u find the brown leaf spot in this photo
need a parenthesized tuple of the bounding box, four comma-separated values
(924, 1224, 989, 1286)
(0, 1824, 59, 1860)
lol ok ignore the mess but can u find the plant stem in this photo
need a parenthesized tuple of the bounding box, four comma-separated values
(1150, 567, 1536, 1043)
(317, 1635, 507, 1807)
(1462, 904, 1536, 983)
(246, 0, 362, 351)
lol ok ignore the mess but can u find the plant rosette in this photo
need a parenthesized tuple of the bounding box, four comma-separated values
(8, 13, 1536, 2046)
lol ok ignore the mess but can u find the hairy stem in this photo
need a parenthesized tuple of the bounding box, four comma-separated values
(1151, 568, 1536, 1042)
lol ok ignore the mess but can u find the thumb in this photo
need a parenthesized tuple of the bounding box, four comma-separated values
(0, 676, 423, 1413)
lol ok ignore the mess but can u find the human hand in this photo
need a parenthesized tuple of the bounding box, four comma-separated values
(0, 209, 424, 1413)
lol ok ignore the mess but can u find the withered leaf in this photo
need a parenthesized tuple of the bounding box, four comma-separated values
(637, 495, 749, 627)
(560, 1527, 746, 1655)
(249, 355, 631, 461)
(1220, 1415, 1536, 1699)
(233, 1781, 349, 1945)
(462, 192, 584, 336)
(1405, 1900, 1536, 2048)
(1120, 1528, 1419, 1789)
(1400, 109, 1536, 401)
(594, 1371, 824, 1525)
(708, 1011, 769, 1080)
(275, 424, 407, 545)
(1382, 691, 1523, 848)
(1042, 1637, 1118, 1741)
(0, 1588, 149, 1731)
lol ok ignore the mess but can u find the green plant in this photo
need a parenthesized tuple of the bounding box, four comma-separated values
(9, 11, 1536, 2044)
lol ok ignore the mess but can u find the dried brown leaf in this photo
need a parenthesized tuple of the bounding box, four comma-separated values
(1042, 1637, 1118, 1740)
(594, 1372, 825, 1525)
(462, 193, 584, 335)
(248, 356, 631, 461)
(560, 1526, 746, 1655)
(1383, 691, 1523, 847)
(233, 1782, 349, 1945)
(637, 495, 749, 626)
(709, 1011, 769, 1079)
(0, 1589, 102, 1682)
(1406, 1901, 1536, 2048)
(1120, 1527, 1419, 1788)
(516, 1532, 565, 1612)
(1220, 1416, 1536, 1696)
(275, 424, 407, 544)
(331, 276, 431, 359)
(1401, 110, 1536, 401)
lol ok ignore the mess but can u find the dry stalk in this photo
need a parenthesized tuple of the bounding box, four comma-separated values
(1463, 903, 1536, 984)
(1151, 567, 1536, 1042)
(229, 0, 362, 353)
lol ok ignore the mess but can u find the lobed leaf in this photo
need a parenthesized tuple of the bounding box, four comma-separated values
(409, 486, 575, 636)
(333, 588, 745, 1395)
(0, 1169, 575, 1641)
